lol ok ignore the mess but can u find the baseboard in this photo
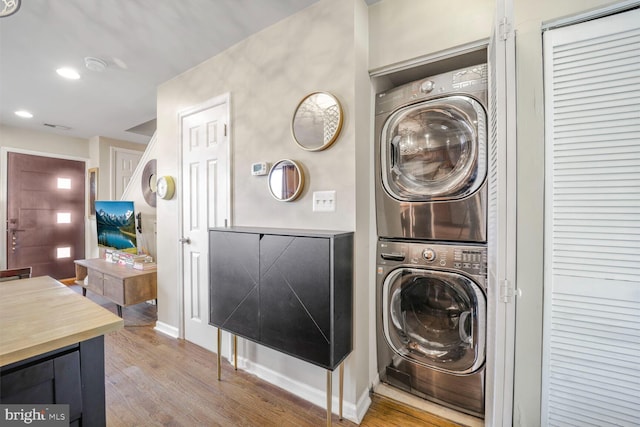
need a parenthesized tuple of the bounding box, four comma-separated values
(355, 385, 372, 423)
(239, 356, 367, 423)
(154, 321, 179, 338)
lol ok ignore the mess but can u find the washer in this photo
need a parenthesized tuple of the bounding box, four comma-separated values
(375, 64, 488, 243)
(376, 239, 487, 417)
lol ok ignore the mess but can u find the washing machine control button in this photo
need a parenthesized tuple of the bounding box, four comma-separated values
(420, 80, 435, 93)
(422, 248, 436, 262)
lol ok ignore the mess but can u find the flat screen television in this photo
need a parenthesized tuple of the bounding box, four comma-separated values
(95, 200, 138, 254)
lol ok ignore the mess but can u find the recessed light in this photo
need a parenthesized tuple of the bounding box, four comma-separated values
(56, 67, 80, 80)
(15, 110, 33, 118)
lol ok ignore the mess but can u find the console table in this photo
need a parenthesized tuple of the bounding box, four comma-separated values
(209, 227, 353, 427)
(74, 258, 157, 317)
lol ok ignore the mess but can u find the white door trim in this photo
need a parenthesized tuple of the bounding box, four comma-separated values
(176, 92, 232, 340)
(541, 0, 640, 30)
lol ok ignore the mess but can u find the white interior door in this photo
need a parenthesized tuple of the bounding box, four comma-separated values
(181, 94, 231, 352)
(112, 148, 142, 200)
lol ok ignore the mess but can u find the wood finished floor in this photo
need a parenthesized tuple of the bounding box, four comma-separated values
(71, 286, 465, 427)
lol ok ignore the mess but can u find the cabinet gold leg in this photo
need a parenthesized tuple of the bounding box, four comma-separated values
(217, 328, 222, 381)
(233, 335, 238, 370)
(326, 370, 332, 427)
(339, 363, 344, 420)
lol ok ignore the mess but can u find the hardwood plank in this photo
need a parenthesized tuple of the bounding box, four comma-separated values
(71, 285, 467, 426)
(361, 395, 464, 427)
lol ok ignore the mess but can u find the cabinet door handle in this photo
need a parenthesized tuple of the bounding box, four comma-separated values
(179, 237, 191, 244)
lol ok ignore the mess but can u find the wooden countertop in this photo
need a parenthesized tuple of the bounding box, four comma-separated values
(0, 275, 124, 366)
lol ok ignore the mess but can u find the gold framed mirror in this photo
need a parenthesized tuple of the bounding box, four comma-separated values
(291, 92, 343, 151)
(268, 159, 305, 202)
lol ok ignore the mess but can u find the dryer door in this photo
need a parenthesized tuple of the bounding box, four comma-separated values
(381, 96, 486, 201)
(382, 267, 486, 374)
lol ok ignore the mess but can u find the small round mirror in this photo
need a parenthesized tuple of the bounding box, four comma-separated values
(292, 92, 343, 151)
(268, 159, 304, 202)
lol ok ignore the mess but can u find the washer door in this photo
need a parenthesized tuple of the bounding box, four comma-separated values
(382, 267, 485, 374)
(381, 96, 486, 201)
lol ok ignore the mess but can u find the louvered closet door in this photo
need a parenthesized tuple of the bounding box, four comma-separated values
(542, 8, 640, 426)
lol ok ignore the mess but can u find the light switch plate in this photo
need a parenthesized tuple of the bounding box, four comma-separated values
(313, 191, 336, 212)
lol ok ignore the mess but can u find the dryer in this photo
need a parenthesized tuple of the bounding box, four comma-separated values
(375, 64, 488, 242)
(376, 239, 487, 417)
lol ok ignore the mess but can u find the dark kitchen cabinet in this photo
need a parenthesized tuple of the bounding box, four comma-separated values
(209, 227, 353, 370)
(0, 336, 106, 427)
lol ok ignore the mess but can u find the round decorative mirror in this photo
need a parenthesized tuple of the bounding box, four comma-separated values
(268, 159, 304, 202)
(292, 92, 343, 151)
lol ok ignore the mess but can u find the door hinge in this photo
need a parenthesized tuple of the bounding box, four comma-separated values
(499, 17, 511, 41)
(224, 123, 228, 137)
(500, 279, 518, 303)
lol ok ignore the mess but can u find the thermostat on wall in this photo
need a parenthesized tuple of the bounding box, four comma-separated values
(251, 162, 269, 176)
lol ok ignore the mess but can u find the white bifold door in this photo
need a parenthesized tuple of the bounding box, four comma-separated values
(542, 8, 640, 426)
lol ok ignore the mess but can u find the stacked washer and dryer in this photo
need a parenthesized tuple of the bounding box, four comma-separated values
(375, 64, 489, 418)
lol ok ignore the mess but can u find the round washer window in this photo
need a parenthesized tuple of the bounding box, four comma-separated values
(382, 268, 486, 374)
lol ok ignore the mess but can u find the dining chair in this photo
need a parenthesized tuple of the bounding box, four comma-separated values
(0, 267, 32, 282)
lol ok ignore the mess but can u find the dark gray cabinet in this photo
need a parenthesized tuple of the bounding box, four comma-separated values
(0, 336, 106, 427)
(209, 227, 353, 370)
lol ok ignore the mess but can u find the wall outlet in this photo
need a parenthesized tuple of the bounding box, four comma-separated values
(313, 190, 336, 212)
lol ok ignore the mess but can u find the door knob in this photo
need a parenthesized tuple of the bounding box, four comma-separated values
(179, 237, 191, 244)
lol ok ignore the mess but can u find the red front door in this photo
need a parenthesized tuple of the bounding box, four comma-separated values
(7, 152, 85, 279)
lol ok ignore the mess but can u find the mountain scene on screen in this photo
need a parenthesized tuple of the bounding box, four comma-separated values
(96, 208, 135, 231)
(95, 201, 137, 253)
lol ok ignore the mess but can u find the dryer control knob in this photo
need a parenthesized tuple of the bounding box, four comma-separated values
(420, 80, 435, 93)
(422, 248, 436, 262)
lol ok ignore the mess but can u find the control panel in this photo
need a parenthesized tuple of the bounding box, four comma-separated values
(374, 64, 488, 116)
(377, 240, 487, 277)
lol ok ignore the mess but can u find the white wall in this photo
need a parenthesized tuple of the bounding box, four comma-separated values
(156, 0, 370, 419)
(512, 1, 621, 426)
(353, 0, 373, 414)
(368, 0, 494, 71)
(0, 124, 89, 158)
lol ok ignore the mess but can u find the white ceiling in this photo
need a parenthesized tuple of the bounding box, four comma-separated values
(0, 0, 363, 144)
